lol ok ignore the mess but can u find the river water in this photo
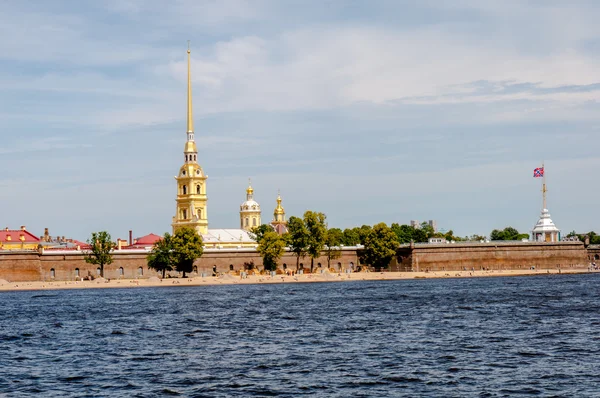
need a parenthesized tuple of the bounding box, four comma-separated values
(1, 273, 599, 397)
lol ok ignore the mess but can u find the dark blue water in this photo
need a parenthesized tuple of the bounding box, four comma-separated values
(1, 274, 600, 397)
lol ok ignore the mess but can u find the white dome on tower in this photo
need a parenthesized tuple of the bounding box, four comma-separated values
(239, 180, 261, 231)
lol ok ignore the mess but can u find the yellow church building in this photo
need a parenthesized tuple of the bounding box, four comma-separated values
(171, 47, 286, 249)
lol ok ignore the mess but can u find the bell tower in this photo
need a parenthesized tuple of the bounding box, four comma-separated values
(172, 45, 208, 235)
(239, 179, 261, 231)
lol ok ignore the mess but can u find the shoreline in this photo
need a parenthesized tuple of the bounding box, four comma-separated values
(0, 268, 594, 292)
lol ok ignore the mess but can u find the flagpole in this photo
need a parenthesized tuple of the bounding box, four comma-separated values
(542, 161, 546, 210)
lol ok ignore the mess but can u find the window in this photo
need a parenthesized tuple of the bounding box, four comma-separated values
(181, 209, 187, 219)
(196, 185, 200, 194)
(253, 218, 257, 226)
(245, 218, 249, 227)
(137, 267, 143, 276)
(119, 267, 124, 276)
(185, 155, 188, 162)
(229, 264, 234, 271)
(182, 185, 187, 195)
(197, 209, 202, 219)
(50, 268, 55, 278)
(595, 254, 599, 261)
(75, 268, 80, 277)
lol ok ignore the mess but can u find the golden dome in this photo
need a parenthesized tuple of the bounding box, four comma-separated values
(274, 193, 285, 215)
(246, 185, 254, 195)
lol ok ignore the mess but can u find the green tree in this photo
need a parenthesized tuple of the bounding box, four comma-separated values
(286, 216, 309, 271)
(147, 233, 174, 278)
(420, 222, 435, 239)
(171, 227, 204, 278)
(304, 211, 327, 273)
(341, 228, 360, 246)
(412, 227, 428, 243)
(490, 227, 528, 241)
(363, 223, 400, 271)
(257, 231, 286, 272)
(357, 225, 372, 245)
(391, 223, 416, 244)
(249, 224, 273, 244)
(324, 228, 343, 269)
(84, 231, 115, 278)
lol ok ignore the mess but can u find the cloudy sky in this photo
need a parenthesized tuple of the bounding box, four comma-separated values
(1, 0, 599, 240)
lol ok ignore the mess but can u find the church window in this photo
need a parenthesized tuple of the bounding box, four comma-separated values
(182, 209, 187, 219)
(197, 209, 202, 218)
(182, 185, 187, 195)
(196, 185, 200, 194)
(245, 218, 249, 227)
(182, 170, 186, 176)
(196, 170, 200, 175)
(253, 218, 257, 226)
(185, 155, 188, 162)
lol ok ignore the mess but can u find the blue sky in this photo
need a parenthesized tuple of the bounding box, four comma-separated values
(1, 0, 599, 241)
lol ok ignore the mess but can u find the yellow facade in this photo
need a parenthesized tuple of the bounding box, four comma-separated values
(172, 48, 209, 235)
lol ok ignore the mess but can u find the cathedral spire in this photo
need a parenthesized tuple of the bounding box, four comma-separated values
(187, 42, 194, 134)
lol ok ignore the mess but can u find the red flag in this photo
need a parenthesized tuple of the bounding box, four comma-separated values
(533, 167, 544, 178)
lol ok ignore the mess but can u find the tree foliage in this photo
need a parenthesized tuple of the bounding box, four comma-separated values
(84, 231, 115, 278)
(324, 228, 343, 268)
(257, 231, 286, 272)
(363, 223, 400, 271)
(304, 211, 327, 273)
(490, 227, 529, 241)
(171, 227, 204, 278)
(390, 223, 429, 243)
(147, 233, 174, 278)
(286, 216, 310, 270)
(341, 228, 360, 246)
(249, 224, 273, 245)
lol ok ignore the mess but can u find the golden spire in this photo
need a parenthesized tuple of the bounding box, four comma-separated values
(246, 178, 254, 195)
(187, 42, 194, 133)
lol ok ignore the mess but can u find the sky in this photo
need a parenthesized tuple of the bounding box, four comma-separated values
(1, 0, 599, 241)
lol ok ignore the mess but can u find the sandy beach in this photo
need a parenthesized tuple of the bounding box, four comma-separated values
(0, 268, 593, 292)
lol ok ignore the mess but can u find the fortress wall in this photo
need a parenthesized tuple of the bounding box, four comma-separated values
(0, 249, 360, 282)
(0, 252, 41, 282)
(0, 243, 591, 282)
(195, 249, 360, 274)
(401, 242, 588, 272)
(38, 252, 149, 281)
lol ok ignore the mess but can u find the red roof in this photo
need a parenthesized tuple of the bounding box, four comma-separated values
(0, 228, 40, 243)
(128, 233, 162, 248)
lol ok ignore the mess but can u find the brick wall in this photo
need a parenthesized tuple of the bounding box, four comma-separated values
(395, 242, 589, 272)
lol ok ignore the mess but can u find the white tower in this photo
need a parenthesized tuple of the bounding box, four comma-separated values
(240, 180, 261, 231)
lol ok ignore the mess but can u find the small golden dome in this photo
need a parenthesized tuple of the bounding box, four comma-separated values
(274, 193, 285, 215)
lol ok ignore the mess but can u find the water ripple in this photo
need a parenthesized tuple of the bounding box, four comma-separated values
(0, 274, 599, 396)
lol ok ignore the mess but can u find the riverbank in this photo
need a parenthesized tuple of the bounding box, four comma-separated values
(0, 268, 593, 292)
